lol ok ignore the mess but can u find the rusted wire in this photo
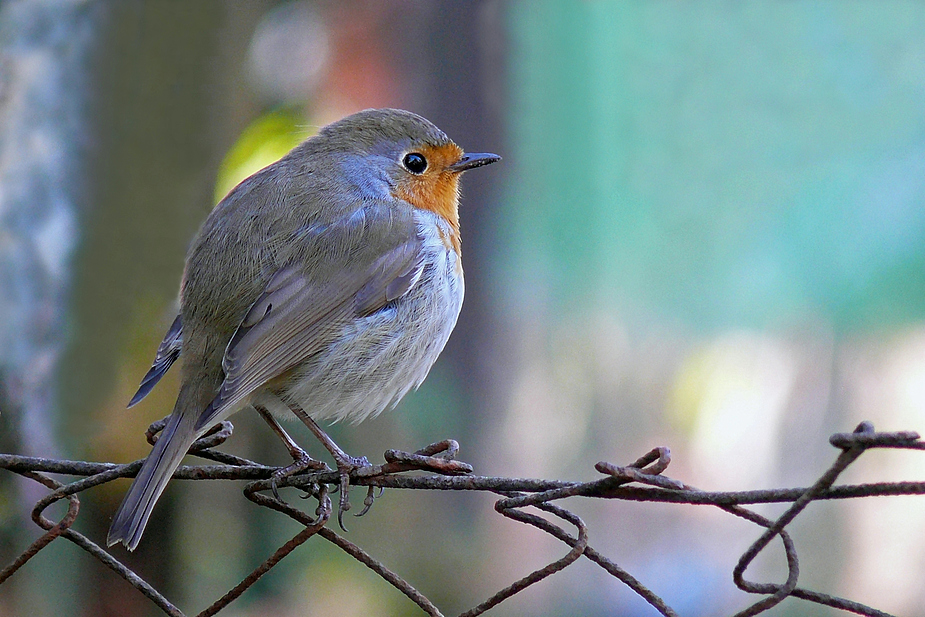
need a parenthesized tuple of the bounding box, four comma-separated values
(457, 499, 588, 617)
(0, 471, 79, 585)
(197, 486, 331, 617)
(2, 469, 184, 616)
(0, 421, 922, 617)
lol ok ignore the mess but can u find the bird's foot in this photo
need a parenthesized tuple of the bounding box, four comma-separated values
(333, 454, 373, 531)
(285, 403, 378, 530)
(270, 450, 328, 501)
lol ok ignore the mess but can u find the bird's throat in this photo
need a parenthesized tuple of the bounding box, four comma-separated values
(392, 173, 462, 255)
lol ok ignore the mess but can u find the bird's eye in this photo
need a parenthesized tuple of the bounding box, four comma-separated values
(402, 152, 427, 174)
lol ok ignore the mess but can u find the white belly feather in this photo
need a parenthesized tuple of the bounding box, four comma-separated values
(253, 212, 464, 424)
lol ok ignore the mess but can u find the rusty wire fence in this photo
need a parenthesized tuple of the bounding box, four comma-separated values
(1, 421, 923, 617)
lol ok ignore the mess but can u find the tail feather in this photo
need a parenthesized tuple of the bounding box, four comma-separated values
(107, 411, 198, 551)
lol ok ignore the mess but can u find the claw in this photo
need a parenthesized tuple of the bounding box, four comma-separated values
(337, 474, 351, 531)
(334, 455, 375, 530)
(314, 485, 333, 525)
(271, 475, 282, 501)
(355, 485, 378, 517)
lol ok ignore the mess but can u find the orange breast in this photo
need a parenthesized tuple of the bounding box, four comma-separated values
(391, 143, 464, 255)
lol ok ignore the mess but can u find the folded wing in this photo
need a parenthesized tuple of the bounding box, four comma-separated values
(195, 202, 425, 431)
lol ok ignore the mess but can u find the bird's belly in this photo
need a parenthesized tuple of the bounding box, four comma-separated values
(259, 249, 464, 424)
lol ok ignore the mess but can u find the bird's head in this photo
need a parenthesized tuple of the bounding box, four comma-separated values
(317, 109, 500, 250)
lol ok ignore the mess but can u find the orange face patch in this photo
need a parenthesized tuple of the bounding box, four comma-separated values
(391, 142, 465, 254)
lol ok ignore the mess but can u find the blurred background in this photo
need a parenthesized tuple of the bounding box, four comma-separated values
(2, 1, 925, 615)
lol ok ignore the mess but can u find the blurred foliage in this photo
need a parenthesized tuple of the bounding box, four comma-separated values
(502, 1, 925, 332)
(3, 1, 925, 616)
(213, 106, 309, 204)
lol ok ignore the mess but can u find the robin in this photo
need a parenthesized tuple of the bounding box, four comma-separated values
(107, 108, 499, 550)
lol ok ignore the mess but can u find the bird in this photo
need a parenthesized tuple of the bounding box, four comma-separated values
(107, 108, 499, 551)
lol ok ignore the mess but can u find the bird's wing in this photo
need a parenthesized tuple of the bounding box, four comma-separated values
(194, 202, 426, 431)
(127, 313, 183, 408)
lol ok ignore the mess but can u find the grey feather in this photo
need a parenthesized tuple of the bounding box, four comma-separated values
(196, 203, 425, 431)
(127, 314, 182, 408)
(107, 408, 197, 550)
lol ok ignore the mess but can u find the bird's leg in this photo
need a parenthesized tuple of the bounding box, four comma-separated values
(287, 402, 371, 530)
(254, 404, 327, 500)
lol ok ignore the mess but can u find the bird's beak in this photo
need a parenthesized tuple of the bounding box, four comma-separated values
(449, 152, 501, 173)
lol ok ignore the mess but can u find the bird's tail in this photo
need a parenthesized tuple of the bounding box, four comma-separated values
(107, 408, 199, 551)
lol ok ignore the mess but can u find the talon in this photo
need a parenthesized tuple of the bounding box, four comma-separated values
(356, 485, 378, 517)
(271, 475, 282, 501)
